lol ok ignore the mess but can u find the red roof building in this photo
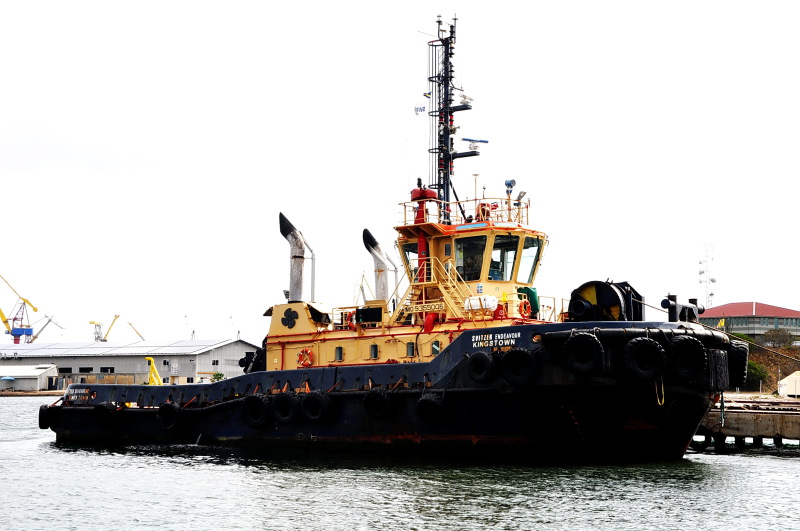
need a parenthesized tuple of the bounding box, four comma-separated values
(699, 302, 800, 343)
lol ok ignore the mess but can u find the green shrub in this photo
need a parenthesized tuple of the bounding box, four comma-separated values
(743, 360, 768, 391)
(731, 332, 754, 343)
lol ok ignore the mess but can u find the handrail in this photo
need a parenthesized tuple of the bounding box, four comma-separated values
(400, 196, 529, 226)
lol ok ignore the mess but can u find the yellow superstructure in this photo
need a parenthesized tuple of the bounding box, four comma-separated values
(264, 193, 550, 372)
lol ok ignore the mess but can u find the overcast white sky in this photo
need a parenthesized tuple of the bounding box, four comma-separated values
(2, 1, 798, 345)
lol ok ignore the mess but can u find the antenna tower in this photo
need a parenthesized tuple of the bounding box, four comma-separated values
(698, 245, 716, 308)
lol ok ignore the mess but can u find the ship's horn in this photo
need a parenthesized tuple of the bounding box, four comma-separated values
(363, 229, 398, 305)
(280, 213, 315, 302)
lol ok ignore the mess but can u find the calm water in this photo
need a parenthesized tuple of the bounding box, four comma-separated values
(4, 396, 800, 531)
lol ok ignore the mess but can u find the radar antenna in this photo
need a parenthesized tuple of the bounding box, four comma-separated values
(427, 16, 479, 223)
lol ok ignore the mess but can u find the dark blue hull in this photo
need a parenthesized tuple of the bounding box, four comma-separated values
(39, 321, 740, 463)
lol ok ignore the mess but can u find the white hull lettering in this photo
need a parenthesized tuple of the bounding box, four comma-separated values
(471, 331, 522, 349)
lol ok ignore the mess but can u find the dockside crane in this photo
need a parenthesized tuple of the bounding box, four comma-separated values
(1, 273, 38, 344)
(29, 315, 64, 343)
(90, 314, 119, 342)
(128, 322, 145, 341)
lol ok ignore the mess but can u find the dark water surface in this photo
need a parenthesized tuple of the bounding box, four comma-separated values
(5, 396, 800, 530)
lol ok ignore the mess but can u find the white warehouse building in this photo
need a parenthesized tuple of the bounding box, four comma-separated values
(0, 339, 258, 390)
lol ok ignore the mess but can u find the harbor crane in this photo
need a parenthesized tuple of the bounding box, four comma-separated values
(90, 314, 119, 342)
(1, 273, 38, 344)
(128, 322, 145, 341)
(30, 315, 64, 343)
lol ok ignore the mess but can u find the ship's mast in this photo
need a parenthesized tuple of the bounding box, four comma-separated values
(428, 16, 479, 224)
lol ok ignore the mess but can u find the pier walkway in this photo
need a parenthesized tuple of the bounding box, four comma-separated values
(694, 394, 800, 453)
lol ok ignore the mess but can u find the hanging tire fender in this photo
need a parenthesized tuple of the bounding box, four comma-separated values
(500, 348, 542, 387)
(622, 337, 667, 381)
(416, 393, 443, 423)
(705, 348, 730, 392)
(562, 332, 604, 376)
(38, 404, 51, 430)
(93, 401, 117, 428)
(466, 351, 496, 383)
(300, 390, 332, 422)
(242, 394, 273, 428)
(364, 388, 393, 419)
(727, 341, 749, 389)
(668, 335, 707, 384)
(271, 392, 300, 424)
(157, 402, 181, 431)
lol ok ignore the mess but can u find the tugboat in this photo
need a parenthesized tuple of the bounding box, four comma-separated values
(39, 18, 747, 462)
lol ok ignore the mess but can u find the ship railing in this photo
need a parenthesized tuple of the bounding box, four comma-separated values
(537, 296, 569, 323)
(400, 196, 530, 226)
(331, 305, 361, 330)
(392, 257, 571, 322)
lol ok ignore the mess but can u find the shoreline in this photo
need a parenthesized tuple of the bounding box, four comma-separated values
(0, 390, 64, 397)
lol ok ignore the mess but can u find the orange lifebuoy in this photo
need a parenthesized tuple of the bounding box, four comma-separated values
(298, 348, 313, 367)
(519, 299, 532, 318)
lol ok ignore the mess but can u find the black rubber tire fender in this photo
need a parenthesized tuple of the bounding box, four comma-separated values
(727, 340, 749, 389)
(466, 351, 495, 383)
(93, 401, 117, 428)
(242, 394, 273, 428)
(157, 402, 181, 431)
(416, 394, 443, 423)
(622, 337, 667, 381)
(562, 332, 604, 376)
(38, 404, 51, 430)
(271, 392, 299, 424)
(669, 335, 707, 384)
(705, 348, 730, 392)
(363, 388, 393, 419)
(300, 390, 332, 422)
(500, 348, 542, 387)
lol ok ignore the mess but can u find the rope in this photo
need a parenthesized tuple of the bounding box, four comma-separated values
(326, 379, 342, 393)
(637, 297, 800, 364)
(391, 375, 407, 391)
(654, 377, 665, 406)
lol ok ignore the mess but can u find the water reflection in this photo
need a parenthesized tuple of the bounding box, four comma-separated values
(8, 396, 800, 531)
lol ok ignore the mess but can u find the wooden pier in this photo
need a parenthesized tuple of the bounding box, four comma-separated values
(694, 394, 800, 452)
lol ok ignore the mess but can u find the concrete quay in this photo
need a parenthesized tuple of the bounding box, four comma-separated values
(694, 394, 800, 453)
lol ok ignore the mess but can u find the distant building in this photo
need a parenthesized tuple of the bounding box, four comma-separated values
(778, 371, 800, 398)
(0, 364, 58, 391)
(0, 339, 258, 389)
(699, 302, 800, 344)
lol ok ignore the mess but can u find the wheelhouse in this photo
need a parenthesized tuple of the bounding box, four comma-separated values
(395, 191, 548, 322)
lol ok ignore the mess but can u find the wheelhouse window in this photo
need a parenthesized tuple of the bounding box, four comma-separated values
(489, 235, 519, 281)
(516, 236, 543, 284)
(455, 236, 487, 281)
